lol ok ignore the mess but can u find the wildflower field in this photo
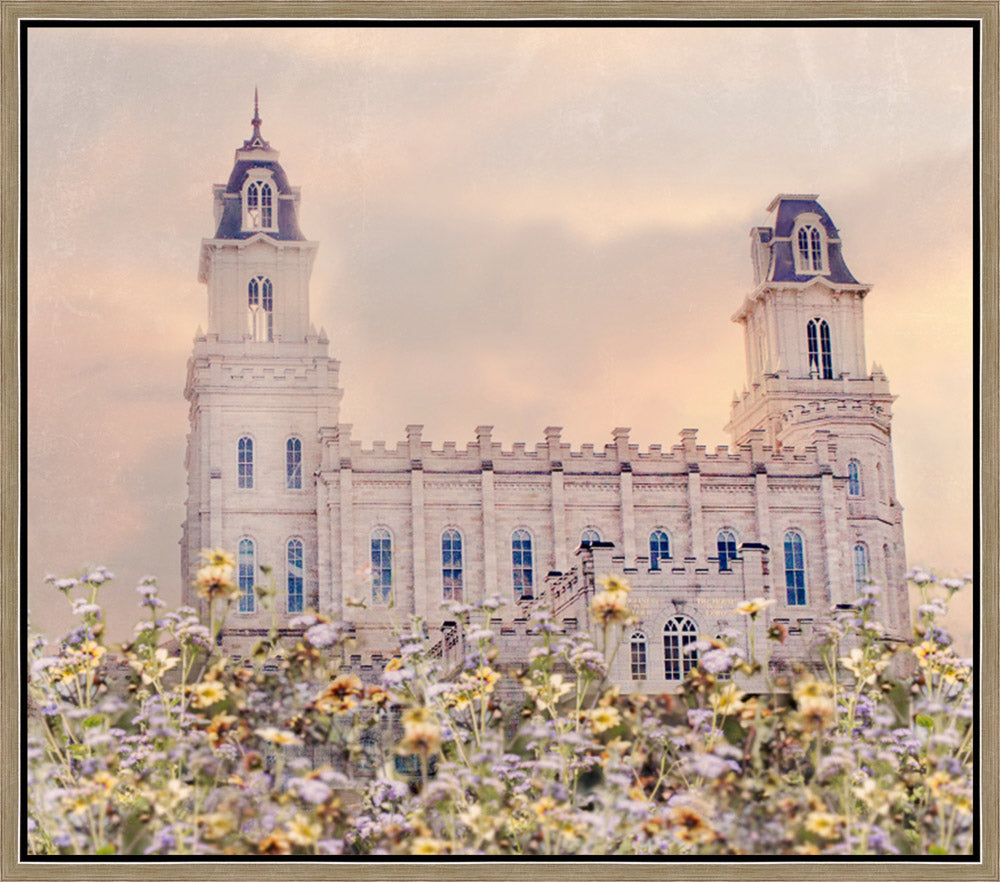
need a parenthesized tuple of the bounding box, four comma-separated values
(26, 555, 975, 857)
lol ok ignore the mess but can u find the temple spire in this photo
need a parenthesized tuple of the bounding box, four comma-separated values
(242, 87, 271, 151)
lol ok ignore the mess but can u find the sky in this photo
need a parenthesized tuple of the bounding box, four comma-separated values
(24, 25, 976, 650)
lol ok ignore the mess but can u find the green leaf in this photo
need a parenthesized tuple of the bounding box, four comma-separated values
(916, 713, 935, 729)
(82, 714, 104, 729)
(95, 844, 116, 855)
(928, 844, 948, 855)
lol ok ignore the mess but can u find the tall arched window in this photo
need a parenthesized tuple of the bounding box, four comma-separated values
(442, 529, 463, 601)
(848, 460, 863, 497)
(286, 438, 302, 490)
(807, 318, 833, 379)
(512, 529, 534, 599)
(238, 538, 256, 613)
(580, 528, 601, 546)
(853, 543, 869, 593)
(717, 530, 738, 572)
(650, 530, 671, 570)
(237, 436, 254, 489)
(784, 531, 807, 605)
(259, 183, 273, 228)
(248, 276, 274, 342)
(664, 616, 698, 681)
(287, 538, 304, 613)
(796, 223, 826, 273)
(371, 528, 392, 604)
(630, 631, 647, 681)
(243, 173, 276, 231)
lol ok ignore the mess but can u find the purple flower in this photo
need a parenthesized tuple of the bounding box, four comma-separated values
(700, 649, 732, 674)
(292, 777, 332, 805)
(304, 622, 339, 648)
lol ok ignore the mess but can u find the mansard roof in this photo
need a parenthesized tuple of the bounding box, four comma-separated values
(211, 93, 306, 242)
(759, 194, 859, 285)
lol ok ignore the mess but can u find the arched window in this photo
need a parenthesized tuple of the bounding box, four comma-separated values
(260, 183, 273, 228)
(371, 528, 392, 604)
(243, 172, 276, 232)
(664, 616, 698, 681)
(807, 318, 833, 379)
(238, 436, 254, 489)
(286, 438, 302, 490)
(717, 530, 738, 572)
(649, 530, 671, 570)
(784, 531, 807, 605)
(238, 538, 255, 613)
(796, 223, 826, 274)
(442, 529, 463, 601)
(853, 543, 869, 593)
(580, 528, 601, 546)
(848, 460, 863, 497)
(287, 538, 304, 613)
(512, 529, 534, 599)
(248, 276, 274, 342)
(630, 631, 647, 681)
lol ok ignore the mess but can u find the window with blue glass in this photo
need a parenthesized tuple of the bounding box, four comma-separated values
(238, 538, 255, 613)
(580, 528, 601, 546)
(717, 530, 738, 572)
(371, 528, 392, 604)
(649, 530, 671, 570)
(848, 460, 862, 497)
(287, 538, 304, 613)
(238, 436, 254, 489)
(286, 437, 302, 490)
(512, 529, 534, 599)
(442, 529, 463, 601)
(784, 531, 807, 605)
(853, 543, 869, 593)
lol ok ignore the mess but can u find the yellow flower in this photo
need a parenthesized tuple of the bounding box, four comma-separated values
(733, 597, 775, 617)
(313, 674, 363, 714)
(200, 547, 236, 568)
(709, 682, 746, 715)
(192, 680, 227, 708)
(198, 812, 234, 840)
(258, 829, 292, 855)
(286, 813, 321, 847)
(410, 836, 447, 855)
(78, 640, 107, 666)
(256, 727, 303, 747)
(398, 718, 442, 758)
(590, 589, 634, 626)
(670, 804, 715, 844)
(131, 647, 179, 685)
(599, 574, 631, 595)
(588, 706, 622, 734)
(804, 811, 842, 840)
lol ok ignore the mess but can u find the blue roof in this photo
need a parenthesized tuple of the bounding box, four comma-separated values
(761, 195, 859, 285)
(213, 156, 306, 242)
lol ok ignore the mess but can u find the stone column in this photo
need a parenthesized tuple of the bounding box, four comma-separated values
(477, 426, 498, 600)
(546, 427, 567, 572)
(408, 425, 427, 619)
(681, 429, 704, 560)
(338, 424, 355, 608)
(613, 428, 636, 563)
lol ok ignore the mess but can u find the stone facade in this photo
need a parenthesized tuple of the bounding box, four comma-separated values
(182, 114, 909, 692)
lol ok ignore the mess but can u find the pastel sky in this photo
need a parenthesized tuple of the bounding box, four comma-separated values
(25, 25, 976, 648)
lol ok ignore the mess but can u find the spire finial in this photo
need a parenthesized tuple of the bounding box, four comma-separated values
(240, 88, 272, 152)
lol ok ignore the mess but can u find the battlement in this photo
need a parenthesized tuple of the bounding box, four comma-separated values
(320, 424, 836, 476)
